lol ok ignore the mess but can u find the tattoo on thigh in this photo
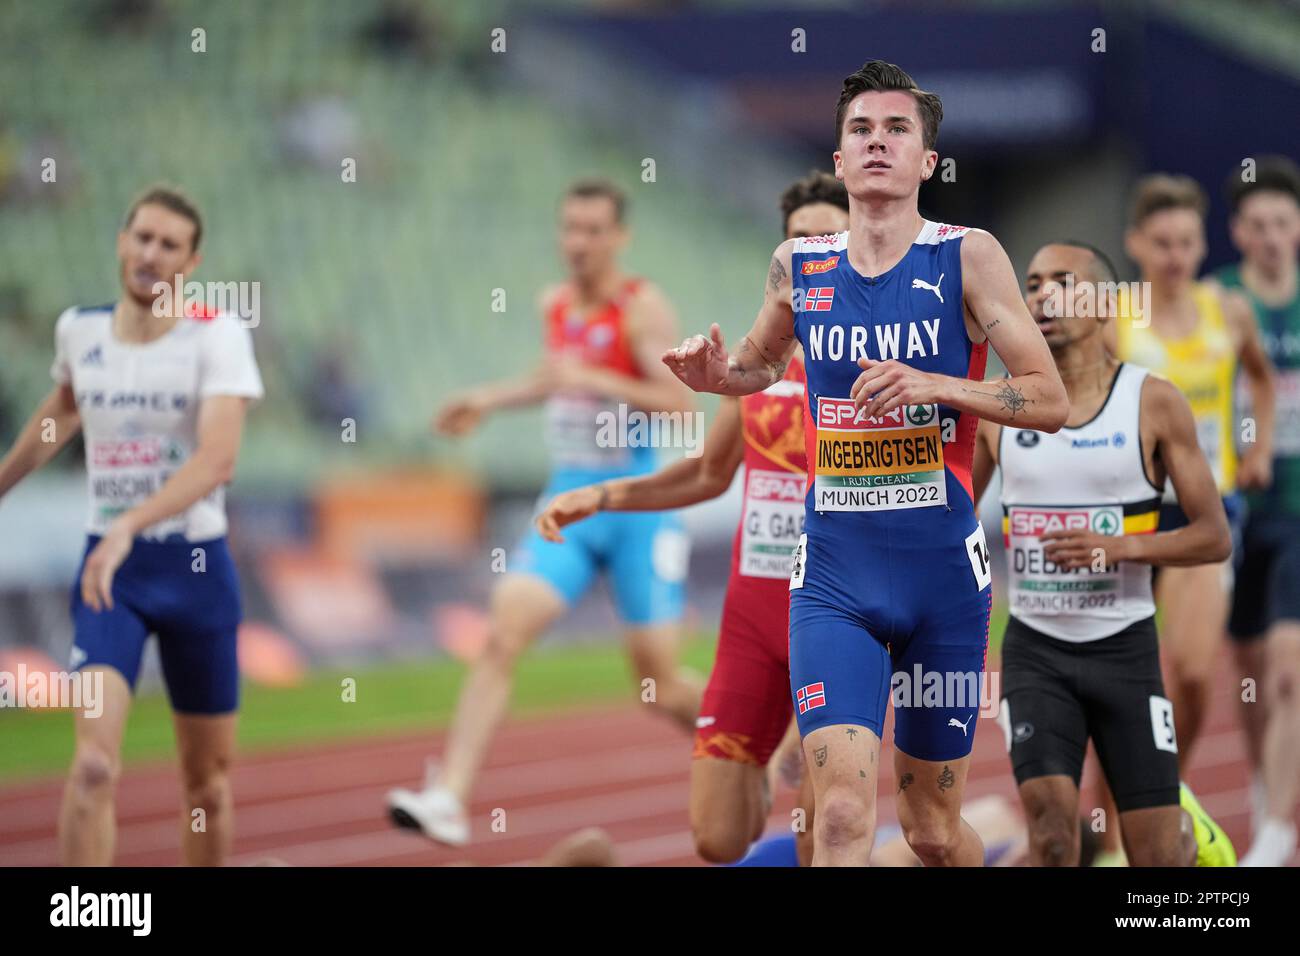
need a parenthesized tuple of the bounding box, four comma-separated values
(859, 769, 867, 779)
(813, 745, 828, 767)
(938, 765, 955, 792)
(845, 727, 859, 740)
(898, 772, 914, 793)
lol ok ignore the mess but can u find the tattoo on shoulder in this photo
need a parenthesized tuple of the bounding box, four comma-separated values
(766, 255, 787, 295)
(814, 744, 828, 768)
(937, 765, 955, 792)
(996, 381, 1028, 418)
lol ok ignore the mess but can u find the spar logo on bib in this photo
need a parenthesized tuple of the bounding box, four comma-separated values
(1008, 508, 1122, 537)
(746, 470, 804, 502)
(92, 438, 161, 468)
(813, 397, 947, 512)
(1009, 510, 1089, 537)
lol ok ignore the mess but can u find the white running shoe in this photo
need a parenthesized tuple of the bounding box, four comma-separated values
(1238, 818, 1298, 867)
(386, 762, 470, 847)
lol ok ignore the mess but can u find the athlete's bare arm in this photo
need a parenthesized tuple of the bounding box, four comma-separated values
(971, 417, 1001, 506)
(535, 398, 743, 542)
(80, 395, 251, 611)
(0, 384, 81, 499)
(1224, 288, 1277, 490)
(566, 281, 695, 414)
(433, 287, 566, 436)
(1042, 377, 1231, 570)
(851, 231, 1067, 431)
(662, 240, 798, 396)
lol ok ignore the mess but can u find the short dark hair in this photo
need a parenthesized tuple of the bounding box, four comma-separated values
(563, 177, 627, 224)
(1045, 238, 1119, 283)
(1227, 155, 1300, 215)
(834, 60, 943, 151)
(780, 170, 849, 234)
(124, 184, 203, 251)
(1129, 173, 1207, 227)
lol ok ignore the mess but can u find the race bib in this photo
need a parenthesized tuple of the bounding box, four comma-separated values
(813, 398, 946, 512)
(739, 468, 806, 579)
(1005, 505, 1124, 617)
(1275, 370, 1300, 456)
(545, 395, 630, 469)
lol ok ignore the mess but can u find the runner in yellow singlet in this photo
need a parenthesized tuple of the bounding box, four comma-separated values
(1107, 174, 1276, 765)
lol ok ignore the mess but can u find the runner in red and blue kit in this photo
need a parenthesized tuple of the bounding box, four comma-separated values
(788, 223, 994, 760)
(665, 61, 1067, 866)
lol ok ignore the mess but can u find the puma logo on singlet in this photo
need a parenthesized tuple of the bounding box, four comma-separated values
(948, 714, 973, 736)
(912, 273, 944, 304)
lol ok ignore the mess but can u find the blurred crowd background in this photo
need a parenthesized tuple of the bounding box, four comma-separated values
(0, 0, 1297, 694)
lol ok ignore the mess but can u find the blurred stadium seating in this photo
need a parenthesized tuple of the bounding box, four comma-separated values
(1, 0, 1297, 678)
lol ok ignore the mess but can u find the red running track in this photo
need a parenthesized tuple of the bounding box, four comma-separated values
(0, 653, 1293, 867)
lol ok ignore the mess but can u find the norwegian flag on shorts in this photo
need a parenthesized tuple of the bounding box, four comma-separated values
(797, 682, 826, 714)
(806, 287, 835, 311)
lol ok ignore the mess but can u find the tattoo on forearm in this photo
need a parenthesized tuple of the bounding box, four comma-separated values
(898, 772, 914, 793)
(814, 745, 828, 767)
(938, 765, 955, 792)
(766, 255, 787, 295)
(996, 381, 1028, 418)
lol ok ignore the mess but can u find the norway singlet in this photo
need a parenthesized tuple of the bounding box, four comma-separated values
(785, 222, 993, 762)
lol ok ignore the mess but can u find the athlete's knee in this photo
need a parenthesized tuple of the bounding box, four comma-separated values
(902, 814, 964, 867)
(691, 813, 752, 864)
(485, 580, 555, 660)
(1025, 806, 1076, 866)
(815, 788, 873, 850)
(68, 745, 119, 806)
(183, 771, 231, 822)
(1266, 644, 1300, 705)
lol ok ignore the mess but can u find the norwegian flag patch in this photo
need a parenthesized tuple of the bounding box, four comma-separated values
(805, 287, 835, 312)
(796, 682, 826, 714)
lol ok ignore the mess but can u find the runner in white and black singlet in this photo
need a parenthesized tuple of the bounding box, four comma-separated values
(973, 241, 1234, 866)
